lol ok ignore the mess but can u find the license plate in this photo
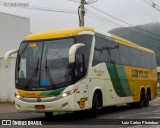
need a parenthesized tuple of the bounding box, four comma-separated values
(35, 105, 45, 109)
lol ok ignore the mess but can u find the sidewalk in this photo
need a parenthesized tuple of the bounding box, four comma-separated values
(0, 102, 16, 113)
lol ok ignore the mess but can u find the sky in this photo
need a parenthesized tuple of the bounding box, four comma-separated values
(0, 0, 160, 33)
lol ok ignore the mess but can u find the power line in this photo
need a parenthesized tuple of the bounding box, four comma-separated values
(86, 12, 160, 49)
(87, 4, 160, 39)
(86, 14, 116, 28)
(86, 13, 158, 48)
(86, 9, 160, 43)
(29, 5, 77, 14)
(66, 0, 79, 3)
(85, 0, 98, 4)
(0, 1, 77, 14)
(143, 0, 160, 12)
(86, 9, 121, 27)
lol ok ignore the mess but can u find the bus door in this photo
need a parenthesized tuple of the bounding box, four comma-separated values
(74, 54, 89, 110)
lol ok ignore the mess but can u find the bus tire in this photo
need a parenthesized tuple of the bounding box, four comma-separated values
(89, 93, 98, 118)
(144, 91, 150, 107)
(138, 90, 145, 108)
(45, 112, 53, 118)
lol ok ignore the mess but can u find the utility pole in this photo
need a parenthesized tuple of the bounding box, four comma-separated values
(80, 0, 85, 27)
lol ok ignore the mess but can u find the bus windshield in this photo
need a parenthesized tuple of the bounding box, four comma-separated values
(16, 38, 74, 90)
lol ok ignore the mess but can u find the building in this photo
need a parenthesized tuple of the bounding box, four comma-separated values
(0, 11, 30, 102)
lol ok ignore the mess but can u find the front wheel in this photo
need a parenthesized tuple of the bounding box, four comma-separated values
(89, 93, 98, 118)
(45, 112, 53, 118)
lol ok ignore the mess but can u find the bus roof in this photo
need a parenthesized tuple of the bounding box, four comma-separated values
(24, 27, 94, 41)
(110, 34, 155, 53)
(95, 32, 154, 54)
(24, 27, 154, 54)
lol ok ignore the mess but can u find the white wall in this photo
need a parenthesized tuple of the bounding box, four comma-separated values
(0, 12, 30, 102)
(0, 58, 16, 102)
(0, 12, 30, 57)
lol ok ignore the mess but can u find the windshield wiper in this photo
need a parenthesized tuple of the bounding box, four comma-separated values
(45, 57, 55, 86)
(25, 58, 39, 89)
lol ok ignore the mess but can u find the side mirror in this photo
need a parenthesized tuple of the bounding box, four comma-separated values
(69, 43, 85, 63)
(4, 49, 18, 68)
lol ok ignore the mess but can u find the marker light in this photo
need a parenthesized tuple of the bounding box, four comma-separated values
(29, 43, 37, 48)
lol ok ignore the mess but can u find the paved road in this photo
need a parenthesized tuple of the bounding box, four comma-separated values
(0, 98, 160, 128)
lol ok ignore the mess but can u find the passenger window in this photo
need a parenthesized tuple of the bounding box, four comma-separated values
(129, 47, 139, 67)
(93, 36, 110, 66)
(151, 53, 157, 68)
(119, 45, 130, 65)
(145, 52, 152, 68)
(109, 42, 120, 64)
(139, 51, 146, 68)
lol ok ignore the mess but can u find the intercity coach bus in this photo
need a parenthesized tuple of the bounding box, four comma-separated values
(9, 27, 157, 118)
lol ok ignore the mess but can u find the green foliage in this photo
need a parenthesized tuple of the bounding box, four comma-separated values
(109, 23, 160, 66)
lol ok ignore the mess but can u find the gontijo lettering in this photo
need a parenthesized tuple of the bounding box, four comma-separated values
(132, 70, 148, 78)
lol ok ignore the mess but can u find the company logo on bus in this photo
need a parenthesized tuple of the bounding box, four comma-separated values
(132, 70, 148, 78)
(37, 98, 41, 102)
(77, 97, 88, 109)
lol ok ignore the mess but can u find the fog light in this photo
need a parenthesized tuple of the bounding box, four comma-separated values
(61, 102, 68, 108)
(16, 104, 21, 108)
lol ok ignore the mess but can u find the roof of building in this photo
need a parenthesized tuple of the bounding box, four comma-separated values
(0, 11, 29, 20)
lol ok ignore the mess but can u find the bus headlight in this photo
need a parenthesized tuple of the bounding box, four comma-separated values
(62, 93, 67, 97)
(15, 93, 22, 100)
(59, 88, 77, 98)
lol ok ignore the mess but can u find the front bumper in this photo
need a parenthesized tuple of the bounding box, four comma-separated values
(15, 95, 74, 112)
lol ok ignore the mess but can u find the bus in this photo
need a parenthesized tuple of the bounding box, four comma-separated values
(8, 27, 157, 118)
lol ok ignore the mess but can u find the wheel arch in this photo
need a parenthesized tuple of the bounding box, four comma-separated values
(88, 87, 103, 109)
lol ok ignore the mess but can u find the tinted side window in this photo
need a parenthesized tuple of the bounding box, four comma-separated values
(119, 45, 130, 65)
(93, 36, 110, 66)
(139, 51, 146, 68)
(151, 53, 157, 68)
(128, 47, 139, 66)
(109, 41, 120, 64)
(145, 52, 152, 68)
